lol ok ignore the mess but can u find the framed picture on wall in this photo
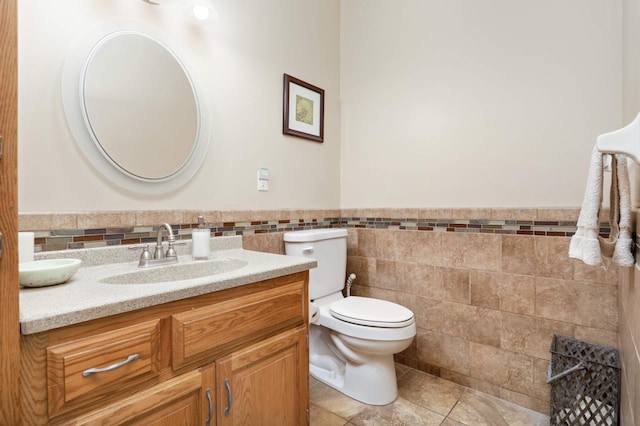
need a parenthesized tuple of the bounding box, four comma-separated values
(283, 74, 324, 143)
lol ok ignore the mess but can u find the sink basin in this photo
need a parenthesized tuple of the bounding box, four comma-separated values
(20, 258, 82, 288)
(99, 258, 249, 284)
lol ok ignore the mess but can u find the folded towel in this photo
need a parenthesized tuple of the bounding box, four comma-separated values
(569, 146, 634, 267)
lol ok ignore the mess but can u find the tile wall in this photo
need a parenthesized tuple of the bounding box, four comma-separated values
(19, 207, 626, 415)
(618, 212, 640, 425)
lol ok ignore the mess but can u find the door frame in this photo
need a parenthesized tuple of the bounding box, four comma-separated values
(0, 0, 20, 424)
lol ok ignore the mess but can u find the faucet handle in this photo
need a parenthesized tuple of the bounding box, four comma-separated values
(166, 241, 187, 258)
(129, 244, 153, 266)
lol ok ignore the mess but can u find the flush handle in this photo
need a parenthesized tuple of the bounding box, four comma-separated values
(302, 246, 314, 254)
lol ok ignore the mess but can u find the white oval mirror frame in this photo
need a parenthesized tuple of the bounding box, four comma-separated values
(61, 22, 211, 194)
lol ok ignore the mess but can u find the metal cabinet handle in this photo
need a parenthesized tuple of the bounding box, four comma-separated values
(82, 353, 139, 377)
(205, 388, 213, 426)
(224, 378, 233, 416)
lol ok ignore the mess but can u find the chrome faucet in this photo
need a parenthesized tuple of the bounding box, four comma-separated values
(129, 223, 185, 268)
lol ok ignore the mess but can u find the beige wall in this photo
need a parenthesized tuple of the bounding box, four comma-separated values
(620, 0, 640, 423)
(339, 0, 622, 208)
(18, 0, 341, 212)
(343, 209, 618, 414)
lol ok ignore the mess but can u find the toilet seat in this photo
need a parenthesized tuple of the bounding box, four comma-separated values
(330, 296, 414, 328)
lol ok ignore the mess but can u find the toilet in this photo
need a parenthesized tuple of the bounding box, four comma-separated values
(284, 228, 416, 405)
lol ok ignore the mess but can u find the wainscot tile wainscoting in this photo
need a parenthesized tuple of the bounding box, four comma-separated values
(18, 207, 631, 417)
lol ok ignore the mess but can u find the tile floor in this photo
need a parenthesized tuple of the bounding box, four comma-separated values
(309, 364, 550, 426)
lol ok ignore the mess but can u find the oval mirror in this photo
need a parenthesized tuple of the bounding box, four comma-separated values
(62, 28, 211, 193)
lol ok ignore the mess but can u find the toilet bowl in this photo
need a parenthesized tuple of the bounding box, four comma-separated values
(310, 292, 416, 405)
(284, 229, 416, 405)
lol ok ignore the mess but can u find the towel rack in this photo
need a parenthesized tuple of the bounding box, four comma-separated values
(597, 112, 640, 164)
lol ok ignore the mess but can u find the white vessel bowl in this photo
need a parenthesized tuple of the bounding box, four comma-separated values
(19, 258, 82, 288)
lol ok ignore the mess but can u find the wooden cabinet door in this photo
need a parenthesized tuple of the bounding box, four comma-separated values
(69, 365, 216, 426)
(216, 326, 309, 426)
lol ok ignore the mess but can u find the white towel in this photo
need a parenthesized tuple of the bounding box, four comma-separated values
(569, 146, 634, 267)
(612, 154, 634, 266)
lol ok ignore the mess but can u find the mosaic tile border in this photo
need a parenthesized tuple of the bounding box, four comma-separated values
(26, 215, 607, 253)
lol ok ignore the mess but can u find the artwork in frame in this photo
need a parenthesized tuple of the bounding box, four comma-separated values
(283, 74, 324, 142)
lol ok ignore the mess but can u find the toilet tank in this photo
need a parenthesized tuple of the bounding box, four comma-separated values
(284, 228, 348, 301)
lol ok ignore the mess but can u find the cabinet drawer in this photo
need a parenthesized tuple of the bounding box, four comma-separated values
(172, 281, 305, 369)
(47, 319, 161, 417)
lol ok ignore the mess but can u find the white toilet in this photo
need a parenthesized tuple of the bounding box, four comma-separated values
(284, 228, 416, 405)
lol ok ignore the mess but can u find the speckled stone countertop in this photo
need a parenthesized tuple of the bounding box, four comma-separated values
(19, 236, 316, 335)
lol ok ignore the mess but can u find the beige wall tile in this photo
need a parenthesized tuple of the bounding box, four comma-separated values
(346, 228, 358, 256)
(373, 259, 400, 291)
(356, 229, 378, 257)
(619, 313, 639, 421)
(408, 231, 443, 265)
(491, 208, 537, 221)
(407, 296, 444, 333)
(241, 233, 284, 254)
(500, 274, 536, 315)
(535, 277, 617, 330)
(573, 259, 619, 285)
(468, 343, 534, 395)
(396, 262, 440, 298)
(441, 232, 501, 271)
(218, 210, 253, 222)
(19, 212, 77, 231)
(188, 210, 222, 223)
(470, 270, 500, 310)
(501, 235, 537, 275)
(346, 256, 375, 288)
(451, 208, 492, 220)
(414, 208, 453, 219)
(536, 208, 579, 221)
(574, 326, 618, 348)
(442, 267, 470, 304)
(417, 330, 470, 375)
(76, 211, 137, 229)
(376, 229, 403, 260)
(442, 303, 501, 348)
(531, 358, 551, 402)
(135, 210, 184, 226)
(470, 271, 535, 315)
(500, 312, 576, 360)
(535, 236, 574, 280)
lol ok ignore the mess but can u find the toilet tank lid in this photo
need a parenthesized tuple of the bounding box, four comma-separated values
(283, 228, 347, 242)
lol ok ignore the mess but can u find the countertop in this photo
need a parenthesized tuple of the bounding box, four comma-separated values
(19, 236, 316, 335)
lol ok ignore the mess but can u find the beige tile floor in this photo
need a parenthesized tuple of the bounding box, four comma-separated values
(310, 364, 550, 426)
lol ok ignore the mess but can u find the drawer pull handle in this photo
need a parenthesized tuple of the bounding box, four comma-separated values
(205, 388, 213, 426)
(82, 353, 140, 377)
(224, 378, 233, 416)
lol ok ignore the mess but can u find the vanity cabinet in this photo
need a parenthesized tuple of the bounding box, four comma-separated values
(20, 272, 309, 425)
(216, 326, 308, 425)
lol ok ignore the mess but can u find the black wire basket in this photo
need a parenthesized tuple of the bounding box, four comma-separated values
(547, 335, 620, 425)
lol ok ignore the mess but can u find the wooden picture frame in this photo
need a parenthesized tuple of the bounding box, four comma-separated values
(283, 74, 324, 142)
